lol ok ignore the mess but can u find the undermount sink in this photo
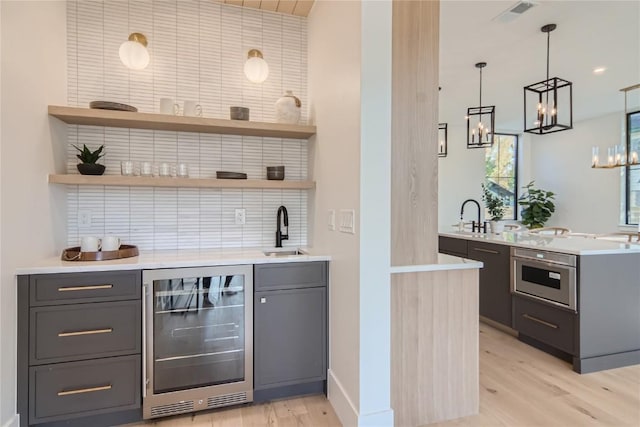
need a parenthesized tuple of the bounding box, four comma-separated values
(262, 248, 306, 256)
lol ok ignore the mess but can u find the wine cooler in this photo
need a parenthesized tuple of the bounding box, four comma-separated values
(142, 265, 253, 418)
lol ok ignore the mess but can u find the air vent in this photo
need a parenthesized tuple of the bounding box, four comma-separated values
(493, 1, 538, 23)
(207, 391, 248, 409)
(150, 400, 194, 417)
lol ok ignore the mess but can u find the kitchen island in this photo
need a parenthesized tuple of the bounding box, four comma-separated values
(440, 231, 640, 374)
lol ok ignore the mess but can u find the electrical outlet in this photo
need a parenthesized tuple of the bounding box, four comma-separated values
(235, 208, 246, 225)
(78, 210, 92, 228)
(339, 209, 355, 234)
(328, 209, 335, 231)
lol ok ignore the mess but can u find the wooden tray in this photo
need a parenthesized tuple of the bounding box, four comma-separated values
(61, 244, 139, 261)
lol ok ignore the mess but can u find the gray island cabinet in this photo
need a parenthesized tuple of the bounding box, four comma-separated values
(253, 262, 328, 402)
(439, 234, 640, 374)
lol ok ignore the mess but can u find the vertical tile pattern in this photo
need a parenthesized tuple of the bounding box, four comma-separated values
(66, 0, 308, 249)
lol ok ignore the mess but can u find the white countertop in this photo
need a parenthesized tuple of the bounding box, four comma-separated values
(15, 247, 331, 275)
(440, 230, 640, 256)
(390, 253, 483, 274)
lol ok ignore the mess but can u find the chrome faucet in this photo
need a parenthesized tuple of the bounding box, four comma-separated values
(460, 199, 487, 233)
(275, 205, 289, 248)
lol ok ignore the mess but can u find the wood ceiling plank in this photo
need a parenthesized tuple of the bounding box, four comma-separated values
(276, 0, 296, 14)
(292, 0, 314, 17)
(260, 1, 279, 12)
(226, 0, 245, 6)
(242, 0, 262, 9)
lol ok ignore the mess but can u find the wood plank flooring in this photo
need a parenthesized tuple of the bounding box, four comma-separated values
(127, 322, 639, 427)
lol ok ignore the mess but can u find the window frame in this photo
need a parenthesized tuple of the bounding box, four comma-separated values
(624, 110, 640, 225)
(485, 132, 519, 220)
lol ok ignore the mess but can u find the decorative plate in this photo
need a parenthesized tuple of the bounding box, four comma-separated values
(89, 101, 138, 112)
(216, 171, 248, 179)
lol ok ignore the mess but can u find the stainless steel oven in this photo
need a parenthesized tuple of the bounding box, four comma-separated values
(142, 265, 253, 419)
(511, 247, 577, 311)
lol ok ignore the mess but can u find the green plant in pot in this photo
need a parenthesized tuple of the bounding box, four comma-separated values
(482, 183, 506, 233)
(518, 181, 555, 229)
(73, 144, 105, 175)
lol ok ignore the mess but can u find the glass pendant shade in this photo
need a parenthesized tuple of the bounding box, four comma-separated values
(244, 49, 269, 83)
(524, 24, 573, 135)
(119, 33, 149, 70)
(467, 62, 495, 149)
(438, 123, 448, 157)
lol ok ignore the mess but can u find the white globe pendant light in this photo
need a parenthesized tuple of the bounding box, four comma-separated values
(119, 33, 150, 70)
(244, 49, 269, 83)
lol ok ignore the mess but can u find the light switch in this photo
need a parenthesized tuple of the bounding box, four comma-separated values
(78, 210, 92, 228)
(339, 209, 355, 234)
(235, 208, 246, 225)
(328, 209, 335, 231)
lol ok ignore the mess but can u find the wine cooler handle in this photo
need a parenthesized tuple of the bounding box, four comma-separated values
(142, 282, 148, 398)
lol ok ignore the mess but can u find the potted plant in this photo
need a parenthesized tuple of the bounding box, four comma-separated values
(482, 183, 506, 233)
(518, 181, 555, 229)
(73, 144, 105, 175)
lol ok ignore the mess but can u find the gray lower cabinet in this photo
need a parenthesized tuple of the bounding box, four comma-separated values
(253, 262, 328, 401)
(466, 242, 512, 327)
(18, 271, 142, 427)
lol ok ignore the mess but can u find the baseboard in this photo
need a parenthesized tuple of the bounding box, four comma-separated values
(480, 316, 517, 336)
(327, 370, 394, 427)
(1, 414, 19, 427)
(327, 369, 359, 426)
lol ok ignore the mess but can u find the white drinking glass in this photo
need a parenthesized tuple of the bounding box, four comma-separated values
(141, 161, 153, 177)
(177, 163, 189, 178)
(121, 160, 134, 176)
(159, 162, 172, 177)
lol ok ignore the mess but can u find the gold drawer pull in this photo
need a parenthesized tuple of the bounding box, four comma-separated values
(58, 284, 113, 292)
(57, 384, 112, 396)
(58, 328, 113, 337)
(523, 314, 559, 329)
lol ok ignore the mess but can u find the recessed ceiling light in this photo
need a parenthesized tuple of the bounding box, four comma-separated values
(593, 67, 607, 75)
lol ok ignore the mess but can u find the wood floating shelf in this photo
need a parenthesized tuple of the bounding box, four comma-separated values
(48, 106, 316, 140)
(48, 174, 316, 190)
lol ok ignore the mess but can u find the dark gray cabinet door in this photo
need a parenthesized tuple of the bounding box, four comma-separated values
(467, 241, 512, 326)
(438, 236, 468, 258)
(254, 262, 326, 291)
(254, 287, 327, 389)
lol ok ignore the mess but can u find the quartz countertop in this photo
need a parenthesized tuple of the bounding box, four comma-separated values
(440, 230, 640, 256)
(15, 247, 331, 275)
(390, 253, 483, 274)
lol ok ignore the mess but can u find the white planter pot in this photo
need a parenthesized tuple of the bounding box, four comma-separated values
(489, 220, 505, 234)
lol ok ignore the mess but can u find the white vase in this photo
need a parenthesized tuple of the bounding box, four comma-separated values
(275, 90, 301, 124)
(489, 220, 505, 234)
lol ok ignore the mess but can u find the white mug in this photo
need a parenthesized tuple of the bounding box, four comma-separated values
(102, 235, 121, 251)
(80, 236, 101, 252)
(183, 100, 202, 117)
(160, 98, 180, 115)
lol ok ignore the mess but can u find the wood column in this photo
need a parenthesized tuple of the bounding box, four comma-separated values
(391, 0, 440, 266)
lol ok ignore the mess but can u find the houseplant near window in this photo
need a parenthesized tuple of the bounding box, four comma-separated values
(518, 181, 555, 229)
(482, 183, 506, 233)
(73, 144, 105, 175)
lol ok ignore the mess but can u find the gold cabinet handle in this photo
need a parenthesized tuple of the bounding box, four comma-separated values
(523, 314, 559, 329)
(57, 384, 112, 396)
(58, 284, 113, 292)
(58, 328, 113, 337)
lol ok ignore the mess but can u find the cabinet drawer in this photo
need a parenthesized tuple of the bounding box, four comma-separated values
(29, 355, 140, 424)
(467, 241, 509, 260)
(514, 297, 576, 354)
(439, 236, 468, 257)
(255, 262, 327, 291)
(30, 300, 141, 365)
(30, 270, 141, 306)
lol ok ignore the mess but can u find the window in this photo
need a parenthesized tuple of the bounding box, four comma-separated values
(624, 111, 640, 225)
(485, 134, 518, 219)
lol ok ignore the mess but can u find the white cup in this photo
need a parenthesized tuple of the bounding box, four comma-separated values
(141, 161, 153, 177)
(177, 163, 189, 178)
(102, 235, 121, 251)
(160, 98, 180, 115)
(121, 160, 134, 176)
(183, 100, 202, 117)
(80, 236, 101, 252)
(159, 162, 172, 177)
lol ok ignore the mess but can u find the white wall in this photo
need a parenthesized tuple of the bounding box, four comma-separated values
(308, 1, 393, 425)
(308, 1, 362, 423)
(529, 112, 624, 233)
(0, 2, 68, 425)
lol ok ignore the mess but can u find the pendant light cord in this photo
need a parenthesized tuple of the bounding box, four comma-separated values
(546, 30, 551, 82)
(479, 67, 483, 107)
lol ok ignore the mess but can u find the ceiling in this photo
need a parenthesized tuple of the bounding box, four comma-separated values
(439, 0, 640, 132)
(217, 0, 314, 17)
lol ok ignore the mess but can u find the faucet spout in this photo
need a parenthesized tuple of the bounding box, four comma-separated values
(460, 199, 486, 233)
(276, 205, 289, 248)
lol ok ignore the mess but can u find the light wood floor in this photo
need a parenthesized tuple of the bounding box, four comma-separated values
(128, 323, 640, 427)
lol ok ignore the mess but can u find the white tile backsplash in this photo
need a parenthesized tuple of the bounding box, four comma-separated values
(66, 0, 308, 250)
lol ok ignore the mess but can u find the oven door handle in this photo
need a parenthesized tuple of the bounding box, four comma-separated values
(512, 255, 574, 269)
